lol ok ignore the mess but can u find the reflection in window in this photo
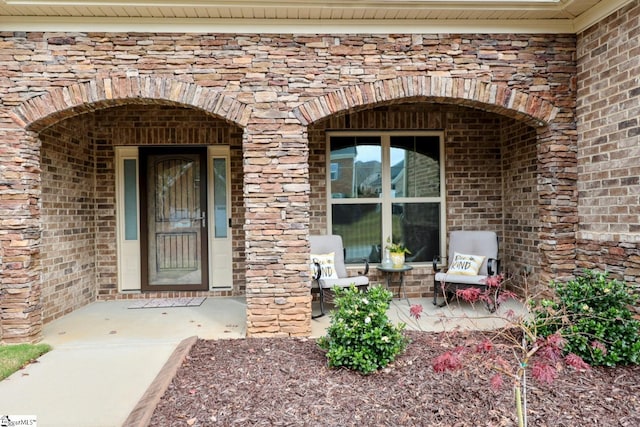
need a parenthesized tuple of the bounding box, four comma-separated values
(330, 163, 339, 181)
(330, 136, 382, 199)
(329, 133, 443, 264)
(391, 136, 440, 198)
(332, 203, 382, 263)
(391, 203, 440, 263)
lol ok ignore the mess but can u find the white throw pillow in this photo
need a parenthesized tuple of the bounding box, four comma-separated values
(448, 252, 485, 276)
(310, 252, 339, 279)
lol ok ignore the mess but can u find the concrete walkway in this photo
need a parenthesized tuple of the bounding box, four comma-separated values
(0, 296, 524, 427)
(0, 297, 246, 427)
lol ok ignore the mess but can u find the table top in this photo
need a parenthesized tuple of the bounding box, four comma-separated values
(376, 264, 413, 273)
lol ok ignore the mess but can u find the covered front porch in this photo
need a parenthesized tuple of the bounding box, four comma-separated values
(36, 99, 545, 322)
(3, 74, 575, 343)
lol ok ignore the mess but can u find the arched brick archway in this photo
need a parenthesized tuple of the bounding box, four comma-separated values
(1, 77, 251, 343)
(11, 76, 250, 130)
(295, 75, 577, 294)
(293, 76, 558, 128)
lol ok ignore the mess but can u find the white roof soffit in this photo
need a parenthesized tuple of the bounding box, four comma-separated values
(0, 0, 634, 34)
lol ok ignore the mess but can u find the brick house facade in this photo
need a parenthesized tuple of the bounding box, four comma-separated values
(0, 1, 638, 343)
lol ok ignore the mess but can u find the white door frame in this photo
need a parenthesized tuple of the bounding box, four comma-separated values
(115, 146, 232, 292)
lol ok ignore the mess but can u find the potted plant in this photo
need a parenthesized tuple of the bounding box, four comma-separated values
(385, 237, 411, 268)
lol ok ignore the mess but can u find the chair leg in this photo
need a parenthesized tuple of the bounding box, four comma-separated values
(434, 281, 452, 308)
(434, 280, 448, 307)
(432, 279, 438, 306)
(312, 287, 326, 319)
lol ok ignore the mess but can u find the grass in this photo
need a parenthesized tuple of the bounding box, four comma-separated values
(0, 343, 52, 380)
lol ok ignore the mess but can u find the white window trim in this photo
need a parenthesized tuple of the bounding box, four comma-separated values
(207, 145, 233, 289)
(115, 146, 141, 291)
(326, 130, 446, 264)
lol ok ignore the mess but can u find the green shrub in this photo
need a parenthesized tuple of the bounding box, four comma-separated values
(531, 270, 640, 366)
(317, 285, 408, 374)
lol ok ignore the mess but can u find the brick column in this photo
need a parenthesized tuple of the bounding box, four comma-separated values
(0, 129, 43, 343)
(537, 122, 579, 289)
(243, 118, 312, 337)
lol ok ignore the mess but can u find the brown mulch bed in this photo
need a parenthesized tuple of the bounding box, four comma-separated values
(151, 331, 640, 426)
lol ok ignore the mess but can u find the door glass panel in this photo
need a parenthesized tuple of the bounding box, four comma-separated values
(147, 153, 204, 286)
(213, 158, 228, 238)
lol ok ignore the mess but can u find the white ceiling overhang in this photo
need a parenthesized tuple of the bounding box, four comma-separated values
(0, 0, 634, 33)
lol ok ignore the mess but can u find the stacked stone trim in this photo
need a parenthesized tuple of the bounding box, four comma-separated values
(294, 76, 558, 127)
(0, 130, 42, 343)
(11, 77, 250, 131)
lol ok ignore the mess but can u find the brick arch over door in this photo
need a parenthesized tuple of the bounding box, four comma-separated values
(293, 75, 558, 128)
(10, 76, 251, 131)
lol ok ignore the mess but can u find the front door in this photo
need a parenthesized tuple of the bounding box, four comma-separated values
(139, 147, 209, 291)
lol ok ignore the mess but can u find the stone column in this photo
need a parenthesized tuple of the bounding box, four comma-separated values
(0, 129, 43, 343)
(243, 116, 312, 337)
(536, 122, 579, 290)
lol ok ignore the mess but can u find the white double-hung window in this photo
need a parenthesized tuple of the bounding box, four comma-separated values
(327, 132, 445, 265)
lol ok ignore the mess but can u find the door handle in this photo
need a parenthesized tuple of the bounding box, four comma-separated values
(193, 212, 206, 227)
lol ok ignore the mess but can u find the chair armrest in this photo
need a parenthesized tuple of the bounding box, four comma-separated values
(487, 258, 500, 276)
(312, 261, 321, 280)
(358, 258, 370, 276)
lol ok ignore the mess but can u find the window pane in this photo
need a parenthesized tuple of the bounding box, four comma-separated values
(124, 159, 138, 240)
(332, 203, 382, 263)
(330, 136, 382, 199)
(392, 202, 440, 262)
(390, 136, 440, 198)
(213, 158, 227, 238)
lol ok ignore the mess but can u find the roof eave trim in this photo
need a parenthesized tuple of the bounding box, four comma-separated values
(572, 0, 635, 33)
(0, 17, 576, 34)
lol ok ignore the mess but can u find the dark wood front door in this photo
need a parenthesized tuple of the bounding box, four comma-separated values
(140, 147, 208, 291)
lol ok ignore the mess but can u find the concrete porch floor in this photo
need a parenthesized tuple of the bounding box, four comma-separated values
(0, 296, 525, 427)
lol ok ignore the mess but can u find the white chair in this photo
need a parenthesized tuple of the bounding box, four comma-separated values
(433, 230, 500, 311)
(310, 235, 369, 318)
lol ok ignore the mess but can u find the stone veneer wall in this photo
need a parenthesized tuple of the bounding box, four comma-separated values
(40, 117, 97, 323)
(1, 31, 578, 341)
(576, 0, 640, 302)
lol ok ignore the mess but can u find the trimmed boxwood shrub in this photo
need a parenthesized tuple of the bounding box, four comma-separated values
(317, 285, 407, 374)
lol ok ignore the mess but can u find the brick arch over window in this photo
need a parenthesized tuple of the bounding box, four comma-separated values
(297, 74, 577, 296)
(293, 75, 558, 127)
(10, 76, 250, 131)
